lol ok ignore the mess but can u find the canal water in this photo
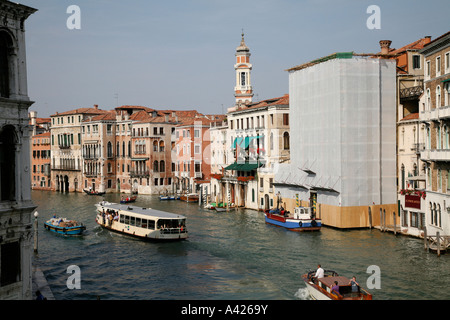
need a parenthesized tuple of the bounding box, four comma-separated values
(31, 190, 450, 300)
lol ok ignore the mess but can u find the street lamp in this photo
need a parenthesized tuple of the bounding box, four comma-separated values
(33, 211, 39, 253)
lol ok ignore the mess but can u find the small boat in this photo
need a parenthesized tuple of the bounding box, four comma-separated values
(215, 207, 227, 212)
(95, 201, 188, 241)
(84, 189, 105, 196)
(44, 217, 86, 235)
(180, 193, 199, 203)
(302, 269, 372, 300)
(265, 206, 321, 231)
(121, 196, 137, 204)
(204, 203, 216, 209)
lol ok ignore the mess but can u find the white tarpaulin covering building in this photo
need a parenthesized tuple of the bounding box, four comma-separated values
(275, 52, 397, 228)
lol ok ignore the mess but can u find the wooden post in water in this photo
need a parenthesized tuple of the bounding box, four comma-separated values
(424, 227, 428, 251)
(368, 207, 372, 229)
(383, 209, 386, 232)
(437, 231, 441, 257)
(379, 209, 383, 231)
(393, 212, 397, 235)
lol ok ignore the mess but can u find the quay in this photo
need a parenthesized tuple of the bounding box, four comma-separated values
(32, 265, 55, 300)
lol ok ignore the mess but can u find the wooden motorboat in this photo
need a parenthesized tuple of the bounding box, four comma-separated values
(120, 196, 137, 204)
(44, 217, 86, 235)
(302, 269, 372, 300)
(180, 193, 199, 203)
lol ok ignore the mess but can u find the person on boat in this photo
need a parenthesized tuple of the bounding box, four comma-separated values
(331, 281, 340, 295)
(349, 276, 359, 294)
(313, 264, 324, 281)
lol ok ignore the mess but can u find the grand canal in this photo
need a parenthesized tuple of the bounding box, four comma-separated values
(32, 190, 450, 300)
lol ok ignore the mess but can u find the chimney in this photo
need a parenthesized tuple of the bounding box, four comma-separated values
(94, 104, 98, 110)
(165, 114, 169, 122)
(379, 40, 392, 55)
(424, 36, 432, 45)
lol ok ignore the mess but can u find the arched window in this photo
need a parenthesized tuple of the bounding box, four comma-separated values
(0, 125, 16, 201)
(159, 140, 165, 152)
(0, 31, 13, 98)
(107, 141, 112, 158)
(160, 160, 165, 172)
(153, 160, 159, 172)
(436, 86, 441, 108)
(283, 132, 290, 150)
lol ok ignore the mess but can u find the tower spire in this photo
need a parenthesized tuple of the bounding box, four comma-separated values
(234, 31, 253, 106)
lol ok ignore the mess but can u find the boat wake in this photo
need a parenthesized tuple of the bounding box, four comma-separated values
(294, 287, 311, 300)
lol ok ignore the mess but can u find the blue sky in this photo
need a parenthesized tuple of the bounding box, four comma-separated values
(19, 0, 449, 117)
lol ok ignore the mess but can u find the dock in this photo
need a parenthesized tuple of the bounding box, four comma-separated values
(424, 229, 450, 256)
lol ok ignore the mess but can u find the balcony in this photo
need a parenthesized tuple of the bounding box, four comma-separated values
(420, 105, 450, 122)
(194, 172, 202, 179)
(130, 170, 150, 178)
(421, 149, 450, 162)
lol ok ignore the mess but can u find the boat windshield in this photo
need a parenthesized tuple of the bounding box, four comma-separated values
(157, 218, 186, 229)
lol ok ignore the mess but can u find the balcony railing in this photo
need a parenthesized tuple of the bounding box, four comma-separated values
(130, 170, 150, 178)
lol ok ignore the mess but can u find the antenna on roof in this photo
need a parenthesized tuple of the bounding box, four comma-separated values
(114, 93, 119, 107)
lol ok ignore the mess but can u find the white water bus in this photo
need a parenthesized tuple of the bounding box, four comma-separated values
(95, 201, 188, 241)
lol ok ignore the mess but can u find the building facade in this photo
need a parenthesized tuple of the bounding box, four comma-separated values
(405, 31, 450, 237)
(50, 105, 108, 193)
(276, 48, 397, 229)
(31, 131, 51, 190)
(0, 1, 37, 300)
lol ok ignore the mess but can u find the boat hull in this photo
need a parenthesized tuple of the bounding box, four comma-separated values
(265, 213, 321, 231)
(44, 222, 86, 235)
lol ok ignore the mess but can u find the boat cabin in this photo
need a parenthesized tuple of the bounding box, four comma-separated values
(294, 206, 313, 219)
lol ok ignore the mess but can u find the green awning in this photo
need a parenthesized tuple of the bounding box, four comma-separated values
(442, 78, 450, 83)
(224, 162, 263, 171)
(224, 163, 238, 170)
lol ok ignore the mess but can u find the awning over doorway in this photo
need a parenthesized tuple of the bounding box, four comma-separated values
(224, 162, 263, 171)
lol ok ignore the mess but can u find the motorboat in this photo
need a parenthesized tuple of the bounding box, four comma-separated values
(265, 206, 321, 231)
(44, 217, 86, 235)
(302, 269, 372, 300)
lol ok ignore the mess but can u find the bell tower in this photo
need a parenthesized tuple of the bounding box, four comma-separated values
(234, 31, 253, 106)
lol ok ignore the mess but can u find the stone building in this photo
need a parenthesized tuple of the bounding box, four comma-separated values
(412, 31, 450, 237)
(81, 111, 116, 193)
(0, 0, 37, 300)
(50, 105, 108, 192)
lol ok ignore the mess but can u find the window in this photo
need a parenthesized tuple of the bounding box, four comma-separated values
(412, 55, 421, 69)
(283, 132, 290, 150)
(194, 129, 200, 138)
(0, 125, 16, 201)
(0, 31, 13, 98)
(241, 72, 246, 86)
(426, 60, 430, 77)
(283, 113, 289, 126)
(194, 144, 201, 154)
(436, 56, 441, 75)
(1, 242, 21, 287)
